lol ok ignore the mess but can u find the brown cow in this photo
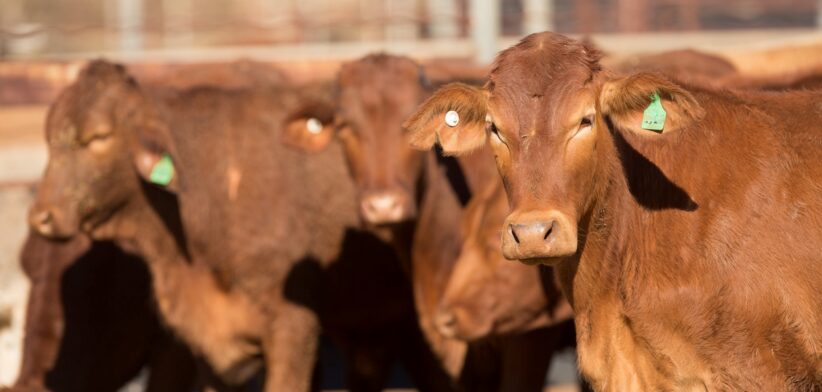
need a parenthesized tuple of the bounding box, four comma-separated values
(612, 48, 737, 87)
(406, 32, 822, 391)
(723, 66, 822, 91)
(436, 180, 573, 341)
(12, 232, 197, 392)
(27, 60, 440, 392)
(284, 53, 582, 391)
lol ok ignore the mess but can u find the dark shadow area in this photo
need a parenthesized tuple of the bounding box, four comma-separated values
(435, 145, 473, 207)
(283, 228, 454, 390)
(142, 181, 192, 261)
(609, 124, 698, 212)
(45, 241, 195, 392)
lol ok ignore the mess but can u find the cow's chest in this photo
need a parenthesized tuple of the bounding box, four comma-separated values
(149, 261, 266, 383)
(569, 256, 716, 391)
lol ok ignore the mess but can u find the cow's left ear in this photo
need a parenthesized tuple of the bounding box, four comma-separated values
(132, 120, 181, 193)
(404, 83, 488, 156)
(599, 73, 704, 135)
(281, 100, 336, 153)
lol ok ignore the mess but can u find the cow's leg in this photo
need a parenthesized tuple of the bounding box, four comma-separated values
(262, 305, 320, 392)
(498, 328, 556, 392)
(395, 322, 459, 392)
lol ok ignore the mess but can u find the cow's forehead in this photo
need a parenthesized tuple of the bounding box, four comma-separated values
(487, 32, 599, 97)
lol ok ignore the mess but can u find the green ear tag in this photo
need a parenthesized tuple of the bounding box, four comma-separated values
(641, 93, 667, 132)
(149, 154, 175, 186)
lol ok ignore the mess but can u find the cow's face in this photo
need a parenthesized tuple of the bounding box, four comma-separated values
(406, 34, 602, 264)
(283, 55, 427, 225)
(29, 61, 176, 240)
(405, 32, 703, 265)
(436, 183, 552, 340)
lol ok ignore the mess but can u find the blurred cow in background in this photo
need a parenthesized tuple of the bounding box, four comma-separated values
(27, 60, 445, 392)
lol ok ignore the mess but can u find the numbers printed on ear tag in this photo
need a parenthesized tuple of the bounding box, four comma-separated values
(641, 93, 667, 132)
(149, 153, 175, 186)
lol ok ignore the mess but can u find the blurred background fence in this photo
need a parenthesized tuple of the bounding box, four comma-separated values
(1, 0, 821, 62)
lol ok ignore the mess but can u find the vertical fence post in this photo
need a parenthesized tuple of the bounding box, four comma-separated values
(470, 0, 499, 64)
(114, 0, 144, 53)
(523, 0, 552, 34)
(817, 0, 822, 28)
(162, 0, 193, 48)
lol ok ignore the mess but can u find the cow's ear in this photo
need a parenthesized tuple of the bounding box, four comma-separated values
(132, 120, 181, 193)
(599, 73, 704, 135)
(404, 83, 488, 156)
(281, 100, 336, 153)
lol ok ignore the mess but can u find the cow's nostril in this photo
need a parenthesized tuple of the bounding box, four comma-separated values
(544, 221, 554, 240)
(37, 211, 52, 226)
(435, 310, 458, 337)
(509, 224, 520, 244)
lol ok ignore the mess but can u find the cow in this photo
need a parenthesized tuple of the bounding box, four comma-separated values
(612, 48, 738, 87)
(435, 180, 586, 392)
(283, 53, 583, 391)
(27, 60, 443, 392)
(722, 66, 822, 91)
(11, 232, 197, 392)
(405, 32, 822, 391)
(436, 180, 573, 342)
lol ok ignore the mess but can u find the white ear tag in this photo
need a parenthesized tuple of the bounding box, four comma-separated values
(444, 110, 460, 127)
(305, 118, 323, 135)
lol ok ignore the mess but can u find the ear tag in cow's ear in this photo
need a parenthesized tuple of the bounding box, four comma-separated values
(305, 117, 323, 135)
(149, 154, 175, 186)
(444, 110, 460, 127)
(641, 93, 666, 132)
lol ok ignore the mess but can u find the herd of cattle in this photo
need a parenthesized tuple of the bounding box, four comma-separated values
(5, 31, 821, 392)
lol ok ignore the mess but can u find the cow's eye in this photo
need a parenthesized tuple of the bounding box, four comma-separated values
(575, 115, 594, 137)
(86, 133, 113, 152)
(487, 122, 505, 144)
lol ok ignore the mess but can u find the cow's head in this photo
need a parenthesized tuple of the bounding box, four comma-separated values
(29, 60, 177, 240)
(283, 54, 428, 225)
(436, 182, 565, 340)
(405, 32, 703, 265)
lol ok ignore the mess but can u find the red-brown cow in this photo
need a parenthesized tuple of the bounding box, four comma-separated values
(406, 32, 822, 391)
(436, 180, 573, 341)
(27, 60, 437, 392)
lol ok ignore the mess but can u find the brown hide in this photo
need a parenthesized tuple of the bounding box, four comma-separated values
(405, 32, 822, 391)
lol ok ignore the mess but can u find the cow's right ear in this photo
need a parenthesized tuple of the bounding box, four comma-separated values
(132, 120, 181, 192)
(599, 73, 704, 136)
(404, 83, 488, 156)
(281, 100, 336, 153)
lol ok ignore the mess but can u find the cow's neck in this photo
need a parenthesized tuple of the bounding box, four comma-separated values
(558, 124, 678, 389)
(100, 182, 264, 375)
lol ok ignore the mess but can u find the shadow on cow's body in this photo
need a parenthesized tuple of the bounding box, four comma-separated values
(13, 232, 197, 392)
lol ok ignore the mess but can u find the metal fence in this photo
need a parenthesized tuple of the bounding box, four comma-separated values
(1, 0, 820, 60)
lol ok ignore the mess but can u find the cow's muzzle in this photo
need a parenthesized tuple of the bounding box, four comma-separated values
(501, 210, 577, 264)
(28, 204, 77, 239)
